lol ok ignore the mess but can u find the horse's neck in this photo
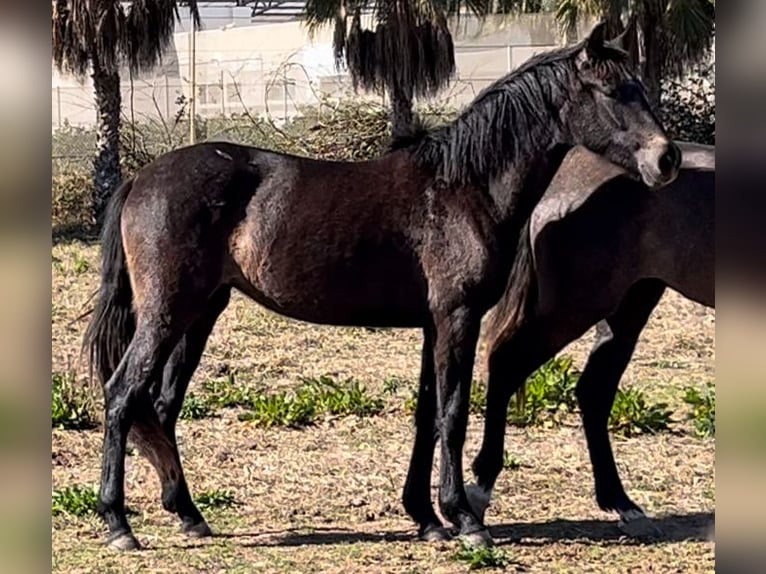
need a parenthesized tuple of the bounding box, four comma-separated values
(488, 144, 572, 233)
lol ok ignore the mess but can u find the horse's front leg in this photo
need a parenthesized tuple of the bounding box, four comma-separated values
(431, 307, 491, 547)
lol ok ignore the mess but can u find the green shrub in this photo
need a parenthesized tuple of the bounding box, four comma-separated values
(179, 393, 215, 420)
(469, 381, 488, 415)
(238, 375, 384, 427)
(382, 375, 409, 395)
(609, 388, 674, 437)
(202, 372, 255, 408)
(238, 390, 317, 428)
(52, 371, 96, 430)
(453, 541, 514, 570)
(503, 451, 522, 471)
(52, 485, 98, 517)
(509, 356, 580, 427)
(51, 166, 94, 230)
(194, 489, 236, 510)
(683, 382, 715, 438)
(300, 375, 384, 417)
(660, 61, 715, 145)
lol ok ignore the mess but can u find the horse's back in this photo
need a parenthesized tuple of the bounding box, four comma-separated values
(677, 141, 715, 170)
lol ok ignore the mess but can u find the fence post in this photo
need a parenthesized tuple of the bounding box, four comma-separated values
(56, 86, 62, 129)
(221, 69, 225, 116)
(506, 45, 512, 73)
(165, 75, 170, 120)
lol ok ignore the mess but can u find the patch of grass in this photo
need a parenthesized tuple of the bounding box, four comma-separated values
(509, 356, 579, 427)
(301, 375, 385, 417)
(239, 375, 384, 427)
(469, 381, 488, 415)
(239, 391, 317, 427)
(194, 489, 236, 511)
(52, 485, 98, 517)
(382, 376, 409, 395)
(202, 373, 255, 408)
(453, 541, 514, 570)
(52, 371, 96, 430)
(682, 382, 715, 438)
(609, 388, 674, 437)
(503, 451, 522, 471)
(403, 389, 419, 416)
(72, 252, 90, 275)
(180, 393, 215, 420)
(646, 359, 689, 370)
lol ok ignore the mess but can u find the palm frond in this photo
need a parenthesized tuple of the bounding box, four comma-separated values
(662, 0, 715, 77)
(52, 0, 198, 78)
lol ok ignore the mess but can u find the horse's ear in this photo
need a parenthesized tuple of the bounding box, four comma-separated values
(608, 15, 639, 68)
(584, 21, 608, 60)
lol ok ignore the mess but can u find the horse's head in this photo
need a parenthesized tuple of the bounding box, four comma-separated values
(563, 20, 681, 189)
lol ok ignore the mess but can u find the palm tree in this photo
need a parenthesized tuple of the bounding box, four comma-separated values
(555, 0, 714, 106)
(305, 0, 542, 138)
(52, 0, 199, 225)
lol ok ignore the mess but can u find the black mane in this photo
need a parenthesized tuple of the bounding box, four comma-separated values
(400, 39, 630, 186)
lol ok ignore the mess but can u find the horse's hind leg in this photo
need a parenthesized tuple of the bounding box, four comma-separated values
(576, 279, 665, 537)
(148, 287, 231, 536)
(99, 319, 183, 550)
(402, 327, 450, 541)
(468, 316, 583, 522)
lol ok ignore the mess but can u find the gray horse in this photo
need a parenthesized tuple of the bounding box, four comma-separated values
(467, 142, 713, 536)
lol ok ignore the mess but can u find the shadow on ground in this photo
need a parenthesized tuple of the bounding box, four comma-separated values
(191, 511, 713, 549)
(490, 511, 714, 545)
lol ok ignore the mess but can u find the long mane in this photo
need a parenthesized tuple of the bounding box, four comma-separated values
(394, 39, 631, 186)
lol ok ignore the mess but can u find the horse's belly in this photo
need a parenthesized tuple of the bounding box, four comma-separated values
(228, 254, 429, 328)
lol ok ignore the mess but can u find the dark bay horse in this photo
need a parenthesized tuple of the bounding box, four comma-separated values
(466, 142, 713, 536)
(83, 22, 681, 550)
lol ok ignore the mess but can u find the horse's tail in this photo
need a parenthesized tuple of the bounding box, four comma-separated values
(82, 178, 136, 387)
(483, 217, 537, 415)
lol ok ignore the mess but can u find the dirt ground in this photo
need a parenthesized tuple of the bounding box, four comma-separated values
(52, 241, 715, 573)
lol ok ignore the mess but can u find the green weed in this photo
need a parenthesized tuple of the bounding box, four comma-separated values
(180, 393, 215, 420)
(202, 373, 255, 408)
(238, 391, 317, 427)
(503, 451, 522, 471)
(194, 489, 236, 510)
(239, 375, 383, 427)
(453, 541, 514, 570)
(301, 375, 385, 417)
(609, 388, 674, 437)
(52, 485, 98, 517)
(52, 371, 96, 430)
(682, 382, 715, 438)
(509, 356, 579, 427)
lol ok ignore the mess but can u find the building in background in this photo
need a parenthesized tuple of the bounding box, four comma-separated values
(52, 4, 596, 130)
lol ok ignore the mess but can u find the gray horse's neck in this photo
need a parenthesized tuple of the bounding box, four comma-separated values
(488, 142, 572, 231)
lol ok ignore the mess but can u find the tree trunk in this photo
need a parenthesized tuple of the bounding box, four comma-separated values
(640, 0, 664, 108)
(389, 85, 414, 140)
(91, 65, 122, 228)
(603, 0, 624, 38)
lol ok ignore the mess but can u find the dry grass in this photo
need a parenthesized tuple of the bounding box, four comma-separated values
(52, 240, 715, 573)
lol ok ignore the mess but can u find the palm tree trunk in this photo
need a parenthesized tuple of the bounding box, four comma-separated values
(389, 85, 414, 140)
(640, 0, 664, 108)
(91, 65, 122, 227)
(603, 0, 624, 38)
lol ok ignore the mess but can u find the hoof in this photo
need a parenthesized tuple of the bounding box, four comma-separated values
(465, 483, 492, 523)
(460, 528, 494, 548)
(618, 510, 663, 539)
(108, 532, 141, 551)
(420, 525, 451, 543)
(182, 520, 213, 538)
